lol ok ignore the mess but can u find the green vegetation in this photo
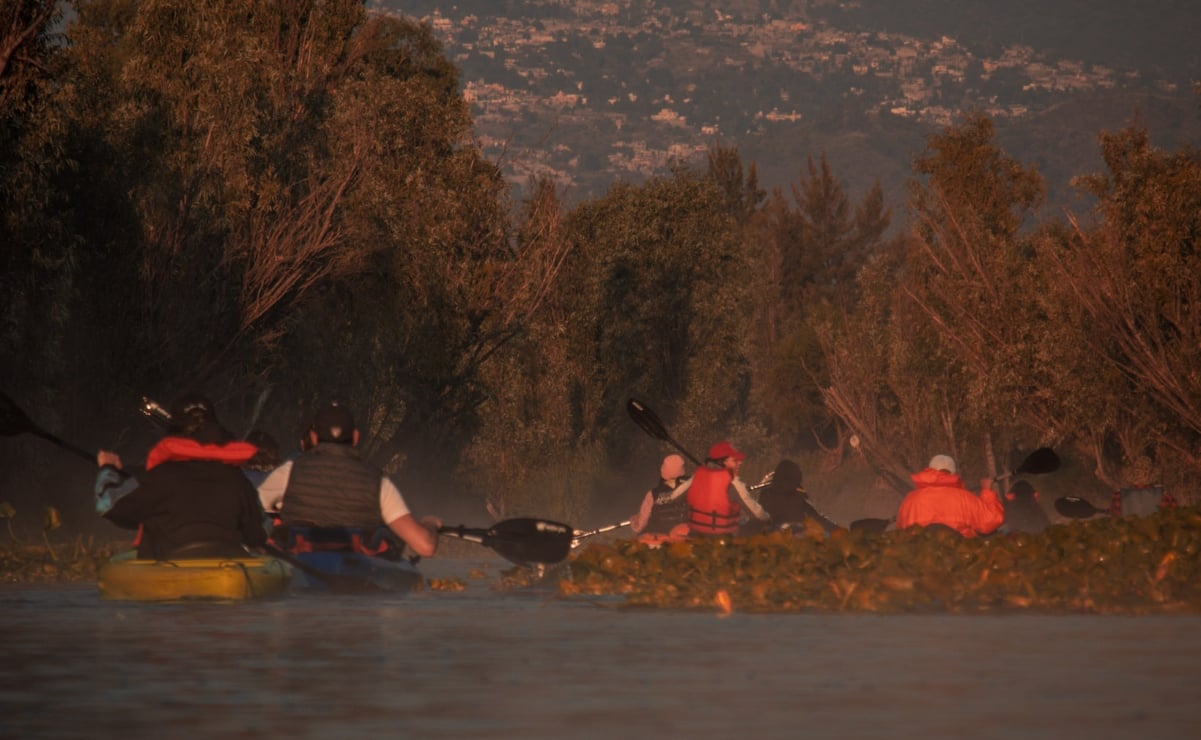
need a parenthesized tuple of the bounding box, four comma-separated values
(2, 1, 1200, 553)
(564, 506, 1201, 614)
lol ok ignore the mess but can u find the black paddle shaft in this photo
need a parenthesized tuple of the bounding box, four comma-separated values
(0, 391, 99, 465)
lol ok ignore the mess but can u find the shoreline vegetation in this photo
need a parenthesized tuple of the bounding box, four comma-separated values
(561, 505, 1201, 615)
(11, 505, 1201, 617)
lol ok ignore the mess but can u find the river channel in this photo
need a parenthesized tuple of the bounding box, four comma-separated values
(3, 555, 1200, 739)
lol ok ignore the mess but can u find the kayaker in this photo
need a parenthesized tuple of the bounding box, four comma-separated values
(1107, 455, 1177, 517)
(896, 454, 1003, 537)
(629, 454, 690, 537)
(1001, 480, 1050, 534)
(659, 440, 770, 536)
(754, 458, 838, 534)
(256, 400, 441, 558)
(93, 393, 269, 560)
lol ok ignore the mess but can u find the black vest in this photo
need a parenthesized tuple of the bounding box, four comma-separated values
(645, 479, 689, 534)
(281, 443, 382, 529)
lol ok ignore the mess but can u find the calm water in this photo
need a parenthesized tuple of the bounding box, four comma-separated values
(3, 556, 1200, 740)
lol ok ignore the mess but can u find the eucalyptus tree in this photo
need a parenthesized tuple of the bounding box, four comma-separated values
(745, 154, 891, 456)
(899, 113, 1047, 475)
(467, 167, 754, 517)
(1037, 126, 1201, 488)
(20, 1, 526, 481)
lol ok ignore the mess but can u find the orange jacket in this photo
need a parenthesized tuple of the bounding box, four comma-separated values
(687, 465, 741, 535)
(897, 468, 1003, 537)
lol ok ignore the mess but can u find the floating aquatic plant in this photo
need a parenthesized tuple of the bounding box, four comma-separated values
(562, 506, 1201, 615)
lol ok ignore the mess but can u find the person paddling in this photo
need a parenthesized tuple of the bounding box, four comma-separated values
(1001, 480, 1050, 534)
(93, 393, 268, 560)
(755, 459, 839, 534)
(896, 454, 1003, 538)
(629, 454, 690, 538)
(659, 440, 770, 537)
(1107, 456, 1177, 517)
(256, 400, 441, 558)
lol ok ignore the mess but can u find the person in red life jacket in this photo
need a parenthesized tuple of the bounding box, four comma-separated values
(92, 393, 268, 560)
(1107, 455, 1177, 517)
(1001, 480, 1050, 534)
(896, 454, 1003, 537)
(256, 400, 441, 558)
(629, 454, 690, 537)
(659, 440, 770, 536)
(754, 459, 839, 534)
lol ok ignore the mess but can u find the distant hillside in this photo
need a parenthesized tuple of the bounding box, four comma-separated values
(374, 0, 1201, 224)
(817, 0, 1201, 81)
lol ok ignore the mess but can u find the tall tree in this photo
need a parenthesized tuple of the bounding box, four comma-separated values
(1038, 126, 1201, 486)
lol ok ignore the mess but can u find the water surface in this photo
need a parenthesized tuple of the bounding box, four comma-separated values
(3, 557, 1199, 739)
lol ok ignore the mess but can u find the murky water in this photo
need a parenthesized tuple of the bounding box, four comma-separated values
(3, 556, 1200, 739)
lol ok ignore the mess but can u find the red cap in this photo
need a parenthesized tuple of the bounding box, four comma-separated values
(708, 440, 745, 462)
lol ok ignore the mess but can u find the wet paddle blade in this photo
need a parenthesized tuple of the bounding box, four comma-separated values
(440, 518, 574, 567)
(1016, 447, 1060, 475)
(484, 518, 573, 566)
(626, 398, 671, 442)
(849, 517, 893, 536)
(1054, 496, 1105, 519)
(626, 398, 703, 466)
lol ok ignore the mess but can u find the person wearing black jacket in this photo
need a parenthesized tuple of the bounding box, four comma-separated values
(755, 459, 839, 534)
(93, 393, 268, 560)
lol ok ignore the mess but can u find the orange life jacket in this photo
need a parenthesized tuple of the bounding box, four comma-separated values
(687, 465, 741, 535)
(145, 437, 259, 471)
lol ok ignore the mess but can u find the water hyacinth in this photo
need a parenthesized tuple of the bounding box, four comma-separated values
(561, 506, 1201, 614)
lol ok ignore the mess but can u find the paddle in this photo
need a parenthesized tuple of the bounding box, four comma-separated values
(1011, 447, 1061, 476)
(626, 398, 704, 467)
(1054, 496, 1108, 519)
(439, 517, 574, 567)
(0, 390, 103, 467)
(571, 520, 630, 549)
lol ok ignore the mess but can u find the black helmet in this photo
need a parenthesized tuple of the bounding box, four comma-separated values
(167, 392, 228, 443)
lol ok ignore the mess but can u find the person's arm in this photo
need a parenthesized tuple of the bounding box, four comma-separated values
(971, 480, 1005, 535)
(256, 460, 294, 514)
(93, 450, 139, 520)
(629, 491, 655, 533)
(663, 476, 692, 501)
(733, 477, 770, 521)
(379, 477, 439, 558)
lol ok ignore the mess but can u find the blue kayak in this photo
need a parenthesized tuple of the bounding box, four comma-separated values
(289, 549, 423, 593)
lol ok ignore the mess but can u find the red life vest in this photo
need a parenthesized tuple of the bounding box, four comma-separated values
(145, 437, 259, 470)
(687, 466, 741, 535)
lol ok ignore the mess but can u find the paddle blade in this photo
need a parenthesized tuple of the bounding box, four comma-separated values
(439, 518, 575, 567)
(1016, 447, 1060, 475)
(483, 518, 574, 567)
(627, 398, 671, 442)
(1054, 496, 1104, 519)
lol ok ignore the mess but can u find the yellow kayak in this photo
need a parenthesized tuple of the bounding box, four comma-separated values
(98, 550, 292, 602)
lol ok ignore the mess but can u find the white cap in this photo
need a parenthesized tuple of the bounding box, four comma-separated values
(928, 454, 957, 474)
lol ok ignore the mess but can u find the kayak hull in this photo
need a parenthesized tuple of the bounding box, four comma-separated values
(98, 551, 293, 602)
(289, 550, 423, 593)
